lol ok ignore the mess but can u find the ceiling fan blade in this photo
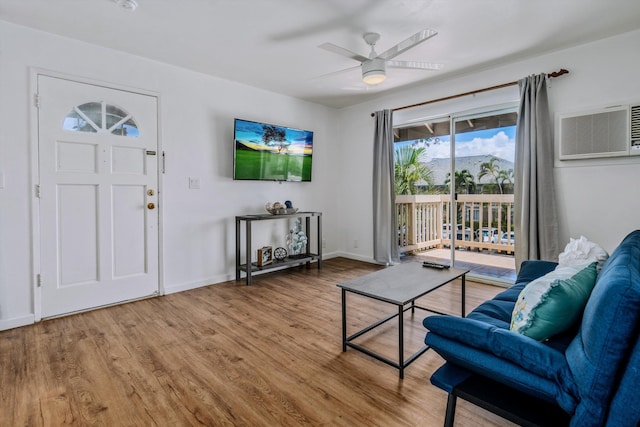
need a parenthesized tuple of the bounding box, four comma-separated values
(318, 42, 369, 63)
(378, 28, 438, 60)
(341, 85, 371, 92)
(386, 60, 443, 70)
(310, 65, 362, 80)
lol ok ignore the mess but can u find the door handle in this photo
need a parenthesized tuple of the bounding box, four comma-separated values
(147, 202, 155, 210)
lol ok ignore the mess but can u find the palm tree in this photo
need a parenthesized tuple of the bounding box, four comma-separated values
(497, 168, 514, 194)
(445, 169, 476, 194)
(478, 157, 502, 194)
(394, 146, 433, 195)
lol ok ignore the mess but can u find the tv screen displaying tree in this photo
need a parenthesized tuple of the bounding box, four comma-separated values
(233, 118, 313, 182)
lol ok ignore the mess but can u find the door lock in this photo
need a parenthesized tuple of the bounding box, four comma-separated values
(147, 189, 155, 196)
(147, 202, 155, 210)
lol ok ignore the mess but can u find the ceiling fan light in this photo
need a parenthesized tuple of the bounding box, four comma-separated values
(362, 71, 386, 85)
(362, 58, 386, 85)
(115, 0, 138, 11)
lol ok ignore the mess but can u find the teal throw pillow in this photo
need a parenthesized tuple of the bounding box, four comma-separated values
(510, 262, 598, 341)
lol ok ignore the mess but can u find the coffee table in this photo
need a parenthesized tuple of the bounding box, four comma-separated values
(337, 262, 468, 378)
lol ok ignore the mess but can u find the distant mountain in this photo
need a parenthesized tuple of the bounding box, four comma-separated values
(236, 140, 259, 151)
(424, 155, 514, 185)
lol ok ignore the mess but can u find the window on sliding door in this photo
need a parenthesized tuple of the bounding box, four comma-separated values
(452, 109, 517, 282)
(394, 108, 517, 283)
(394, 117, 453, 266)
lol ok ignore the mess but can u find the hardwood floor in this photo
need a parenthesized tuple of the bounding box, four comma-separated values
(1, 258, 516, 426)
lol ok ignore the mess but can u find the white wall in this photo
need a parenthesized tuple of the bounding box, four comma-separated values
(0, 21, 341, 329)
(2, 20, 640, 331)
(336, 29, 640, 262)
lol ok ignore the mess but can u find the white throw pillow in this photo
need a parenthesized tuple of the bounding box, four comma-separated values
(558, 236, 609, 271)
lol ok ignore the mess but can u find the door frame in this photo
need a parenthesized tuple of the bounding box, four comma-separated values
(29, 68, 164, 321)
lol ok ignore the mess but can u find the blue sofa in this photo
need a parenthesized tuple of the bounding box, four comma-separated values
(423, 230, 640, 427)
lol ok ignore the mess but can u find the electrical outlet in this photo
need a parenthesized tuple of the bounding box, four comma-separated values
(353, 239, 358, 248)
(322, 239, 326, 248)
(189, 177, 200, 189)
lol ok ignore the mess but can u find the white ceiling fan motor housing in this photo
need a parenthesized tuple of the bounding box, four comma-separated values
(362, 58, 386, 85)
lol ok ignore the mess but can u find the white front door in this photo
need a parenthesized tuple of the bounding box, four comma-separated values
(37, 75, 159, 318)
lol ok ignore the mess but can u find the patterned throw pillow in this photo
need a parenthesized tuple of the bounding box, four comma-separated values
(510, 262, 598, 341)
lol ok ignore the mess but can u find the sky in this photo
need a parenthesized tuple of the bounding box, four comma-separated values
(397, 126, 516, 163)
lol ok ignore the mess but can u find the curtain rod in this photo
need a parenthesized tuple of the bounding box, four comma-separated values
(370, 68, 569, 117)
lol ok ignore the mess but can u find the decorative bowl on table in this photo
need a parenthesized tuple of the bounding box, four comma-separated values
(265, 201, 298, 215)
(266, 207, 299, 215)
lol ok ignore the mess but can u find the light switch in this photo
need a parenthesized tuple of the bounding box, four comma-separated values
(189, 177, 200, 189)
(0, 172, 4, 189)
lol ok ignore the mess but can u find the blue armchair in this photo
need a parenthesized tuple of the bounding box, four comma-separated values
(423, 230, 640, 427)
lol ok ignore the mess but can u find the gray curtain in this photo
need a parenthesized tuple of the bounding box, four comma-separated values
(514, 74, 560, 270)
(372, 109, 399, 265)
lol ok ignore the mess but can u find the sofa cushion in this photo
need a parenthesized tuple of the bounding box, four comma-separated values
(424, 315, 574, 389)
(565, 230, 640, 426)
(429, 362, 472, 393)
(515, 259, 559, 285)
(467, 297, 518, 328)
(423, 258, 573, 388)
(466, 260, 557, 328)
(510, 262, 598, 341)
(425, 330, 576, 408)
(430, 362, 573, 426)
(605, 333, 640, 426)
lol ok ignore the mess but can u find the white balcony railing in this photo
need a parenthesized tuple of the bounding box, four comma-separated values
(396, 194, 515, 254)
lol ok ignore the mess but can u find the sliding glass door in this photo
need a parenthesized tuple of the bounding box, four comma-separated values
(452, 109, 517, 282)
(394, 107, 517, 283)
(394, 116, 453, 266)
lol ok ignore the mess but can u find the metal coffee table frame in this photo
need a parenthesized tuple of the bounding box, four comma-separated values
(338, 263, 468, 378)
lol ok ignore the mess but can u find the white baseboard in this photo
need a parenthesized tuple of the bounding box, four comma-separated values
(331, 251, 378, 264)
(1, 253, 381, 331)
(163, 272, 233, 295)
(0, 314, 35, 331)
(320, 250, 340, 259)
(164, 252, 357, 293)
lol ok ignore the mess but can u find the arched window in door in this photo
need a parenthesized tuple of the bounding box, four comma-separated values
(63, 101, 139, 137)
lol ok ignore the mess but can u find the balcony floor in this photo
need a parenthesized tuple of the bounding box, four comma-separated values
(411, 248, 517, 283)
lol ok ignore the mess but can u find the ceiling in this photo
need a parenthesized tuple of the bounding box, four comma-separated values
(1, 0, 639, 108)
(394, 112, 517, 142)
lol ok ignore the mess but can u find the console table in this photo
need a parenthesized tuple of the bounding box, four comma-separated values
(235, 212, 322, 285)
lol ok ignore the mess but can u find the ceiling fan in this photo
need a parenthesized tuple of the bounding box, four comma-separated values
(318, 29, 442, 86)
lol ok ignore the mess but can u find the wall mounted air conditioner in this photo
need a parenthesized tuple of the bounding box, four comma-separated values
(558, 104, 640, 160)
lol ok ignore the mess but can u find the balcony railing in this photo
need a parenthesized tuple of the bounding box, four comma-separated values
(396, 194, 515, 255)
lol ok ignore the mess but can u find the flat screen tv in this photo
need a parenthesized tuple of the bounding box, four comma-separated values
(233, 118, 313, 182)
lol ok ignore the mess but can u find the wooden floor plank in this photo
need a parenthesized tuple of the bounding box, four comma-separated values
(1, 257, 516, 426)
